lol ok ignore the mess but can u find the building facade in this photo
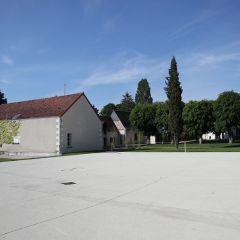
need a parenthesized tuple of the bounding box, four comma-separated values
(0, 93, 103, 154)
(110, 110, 145, 146)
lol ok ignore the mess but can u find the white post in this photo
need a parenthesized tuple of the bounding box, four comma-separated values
(184, 142, 187, 152)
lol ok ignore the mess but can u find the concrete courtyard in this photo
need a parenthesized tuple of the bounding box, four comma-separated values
(1, 152, 240, 239)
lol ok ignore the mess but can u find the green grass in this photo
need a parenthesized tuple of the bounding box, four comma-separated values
(131, 142, 240, 152)
(0, 143, 239, 162)
(0, 155, 59, 163)
(63, 150, 104, 156)
(0, 157, 22, 162)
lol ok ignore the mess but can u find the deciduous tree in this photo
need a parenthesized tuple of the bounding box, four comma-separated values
(130, 104, 156, 136)
(0, 120, 20, 145)
(183, 100, 214, 143)
(214, 91, 240, 143)
(100, 103, 116, 117)
(154, 101, 170, 141)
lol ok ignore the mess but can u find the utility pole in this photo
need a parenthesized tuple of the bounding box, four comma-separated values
(64, 83, 67, 96)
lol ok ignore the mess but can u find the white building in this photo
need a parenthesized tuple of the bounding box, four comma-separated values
(202, 132, 218, 141)
(0, 93, 103, 154)
(100, 115, 121, 148)
(202, 132, 235, 141)
(110, 110, 145, 146)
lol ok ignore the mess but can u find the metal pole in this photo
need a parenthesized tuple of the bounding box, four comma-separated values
(64, 84, 66, 95)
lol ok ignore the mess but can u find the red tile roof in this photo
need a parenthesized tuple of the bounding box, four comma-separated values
(0, 93, 83, 120)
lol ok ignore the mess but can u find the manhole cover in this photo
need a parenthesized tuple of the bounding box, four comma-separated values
(61, 182, 76, 185)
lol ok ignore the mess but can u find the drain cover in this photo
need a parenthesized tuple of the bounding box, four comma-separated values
(61, 182, 76, 185)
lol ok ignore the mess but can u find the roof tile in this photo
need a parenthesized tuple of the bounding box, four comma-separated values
(0, 93, 83, 120)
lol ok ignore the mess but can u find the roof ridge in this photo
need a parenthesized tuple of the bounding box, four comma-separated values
(0, 92, 84, 120)
(4, 92, 83, 105)
(114, 110, 131, 113)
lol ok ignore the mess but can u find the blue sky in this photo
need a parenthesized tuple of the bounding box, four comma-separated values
(0, 0, 240, 110)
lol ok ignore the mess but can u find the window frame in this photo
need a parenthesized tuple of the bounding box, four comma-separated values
(67, 133, 72, 147)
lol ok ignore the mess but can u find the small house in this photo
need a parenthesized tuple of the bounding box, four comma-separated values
(0, 93, 103, 154)
(110, 110, 145, 146)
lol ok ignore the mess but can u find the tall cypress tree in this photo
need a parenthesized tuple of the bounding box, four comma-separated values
(0, 90, 7, 104)
(135, 79, 153, 104)
(164, 57, 183, 149)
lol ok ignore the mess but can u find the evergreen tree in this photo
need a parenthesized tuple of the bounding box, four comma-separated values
(164, 57, 183, 149)
(0, 90, 7, 104)
(116, 92, 135, 112)
(135, 79, 153, 104)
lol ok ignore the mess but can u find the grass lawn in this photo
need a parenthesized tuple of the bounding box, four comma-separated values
(132, 142, 240, 152)
(1, 143, 239, 162)
(0, 158, 22, 163)
(63, 150, 104, 156)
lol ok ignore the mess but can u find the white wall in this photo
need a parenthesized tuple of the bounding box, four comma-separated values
(2, 117, 58, 153)
(103, 130, 121, 147)
(202, 132, 231, 141)
(202, 132, 216, 140)
(111, 111, 126, 135)
(61, 95, 103, 153)
(110, 110, 145, 145)
(125, 130, 145, 145)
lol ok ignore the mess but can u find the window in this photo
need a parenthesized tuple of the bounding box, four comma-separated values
(67, 133, 72, 147)
(134, 133, 138, 142)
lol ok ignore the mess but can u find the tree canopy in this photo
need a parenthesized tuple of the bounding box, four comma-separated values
(0, 90, 7, 104)
(130, 104, 156, 136)
(214, 91, 240, 143)
(154, 102, 170, 141)
(0, 120, 20, 145)
(164, 57, 183, 149)
(116, 92, 135, 112)
(135, 79, 153, 104)
(100, 103, 116, 117)
(183, 100, 215, 143)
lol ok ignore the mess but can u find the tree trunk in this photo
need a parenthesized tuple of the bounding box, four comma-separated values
(175, 142, 179, 150)
(175, 135, 179, 151)
(215, 133, 220, 143)
(198, 137, 202, 144)
(228, 130, 233, 144)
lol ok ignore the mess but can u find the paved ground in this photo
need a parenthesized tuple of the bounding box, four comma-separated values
(1, 152, 240, 240)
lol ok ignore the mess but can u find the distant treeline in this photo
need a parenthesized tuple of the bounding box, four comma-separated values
(100, 58, 240, 145)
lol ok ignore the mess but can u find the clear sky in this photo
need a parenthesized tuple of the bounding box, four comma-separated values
(0, 0, 240, 110)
